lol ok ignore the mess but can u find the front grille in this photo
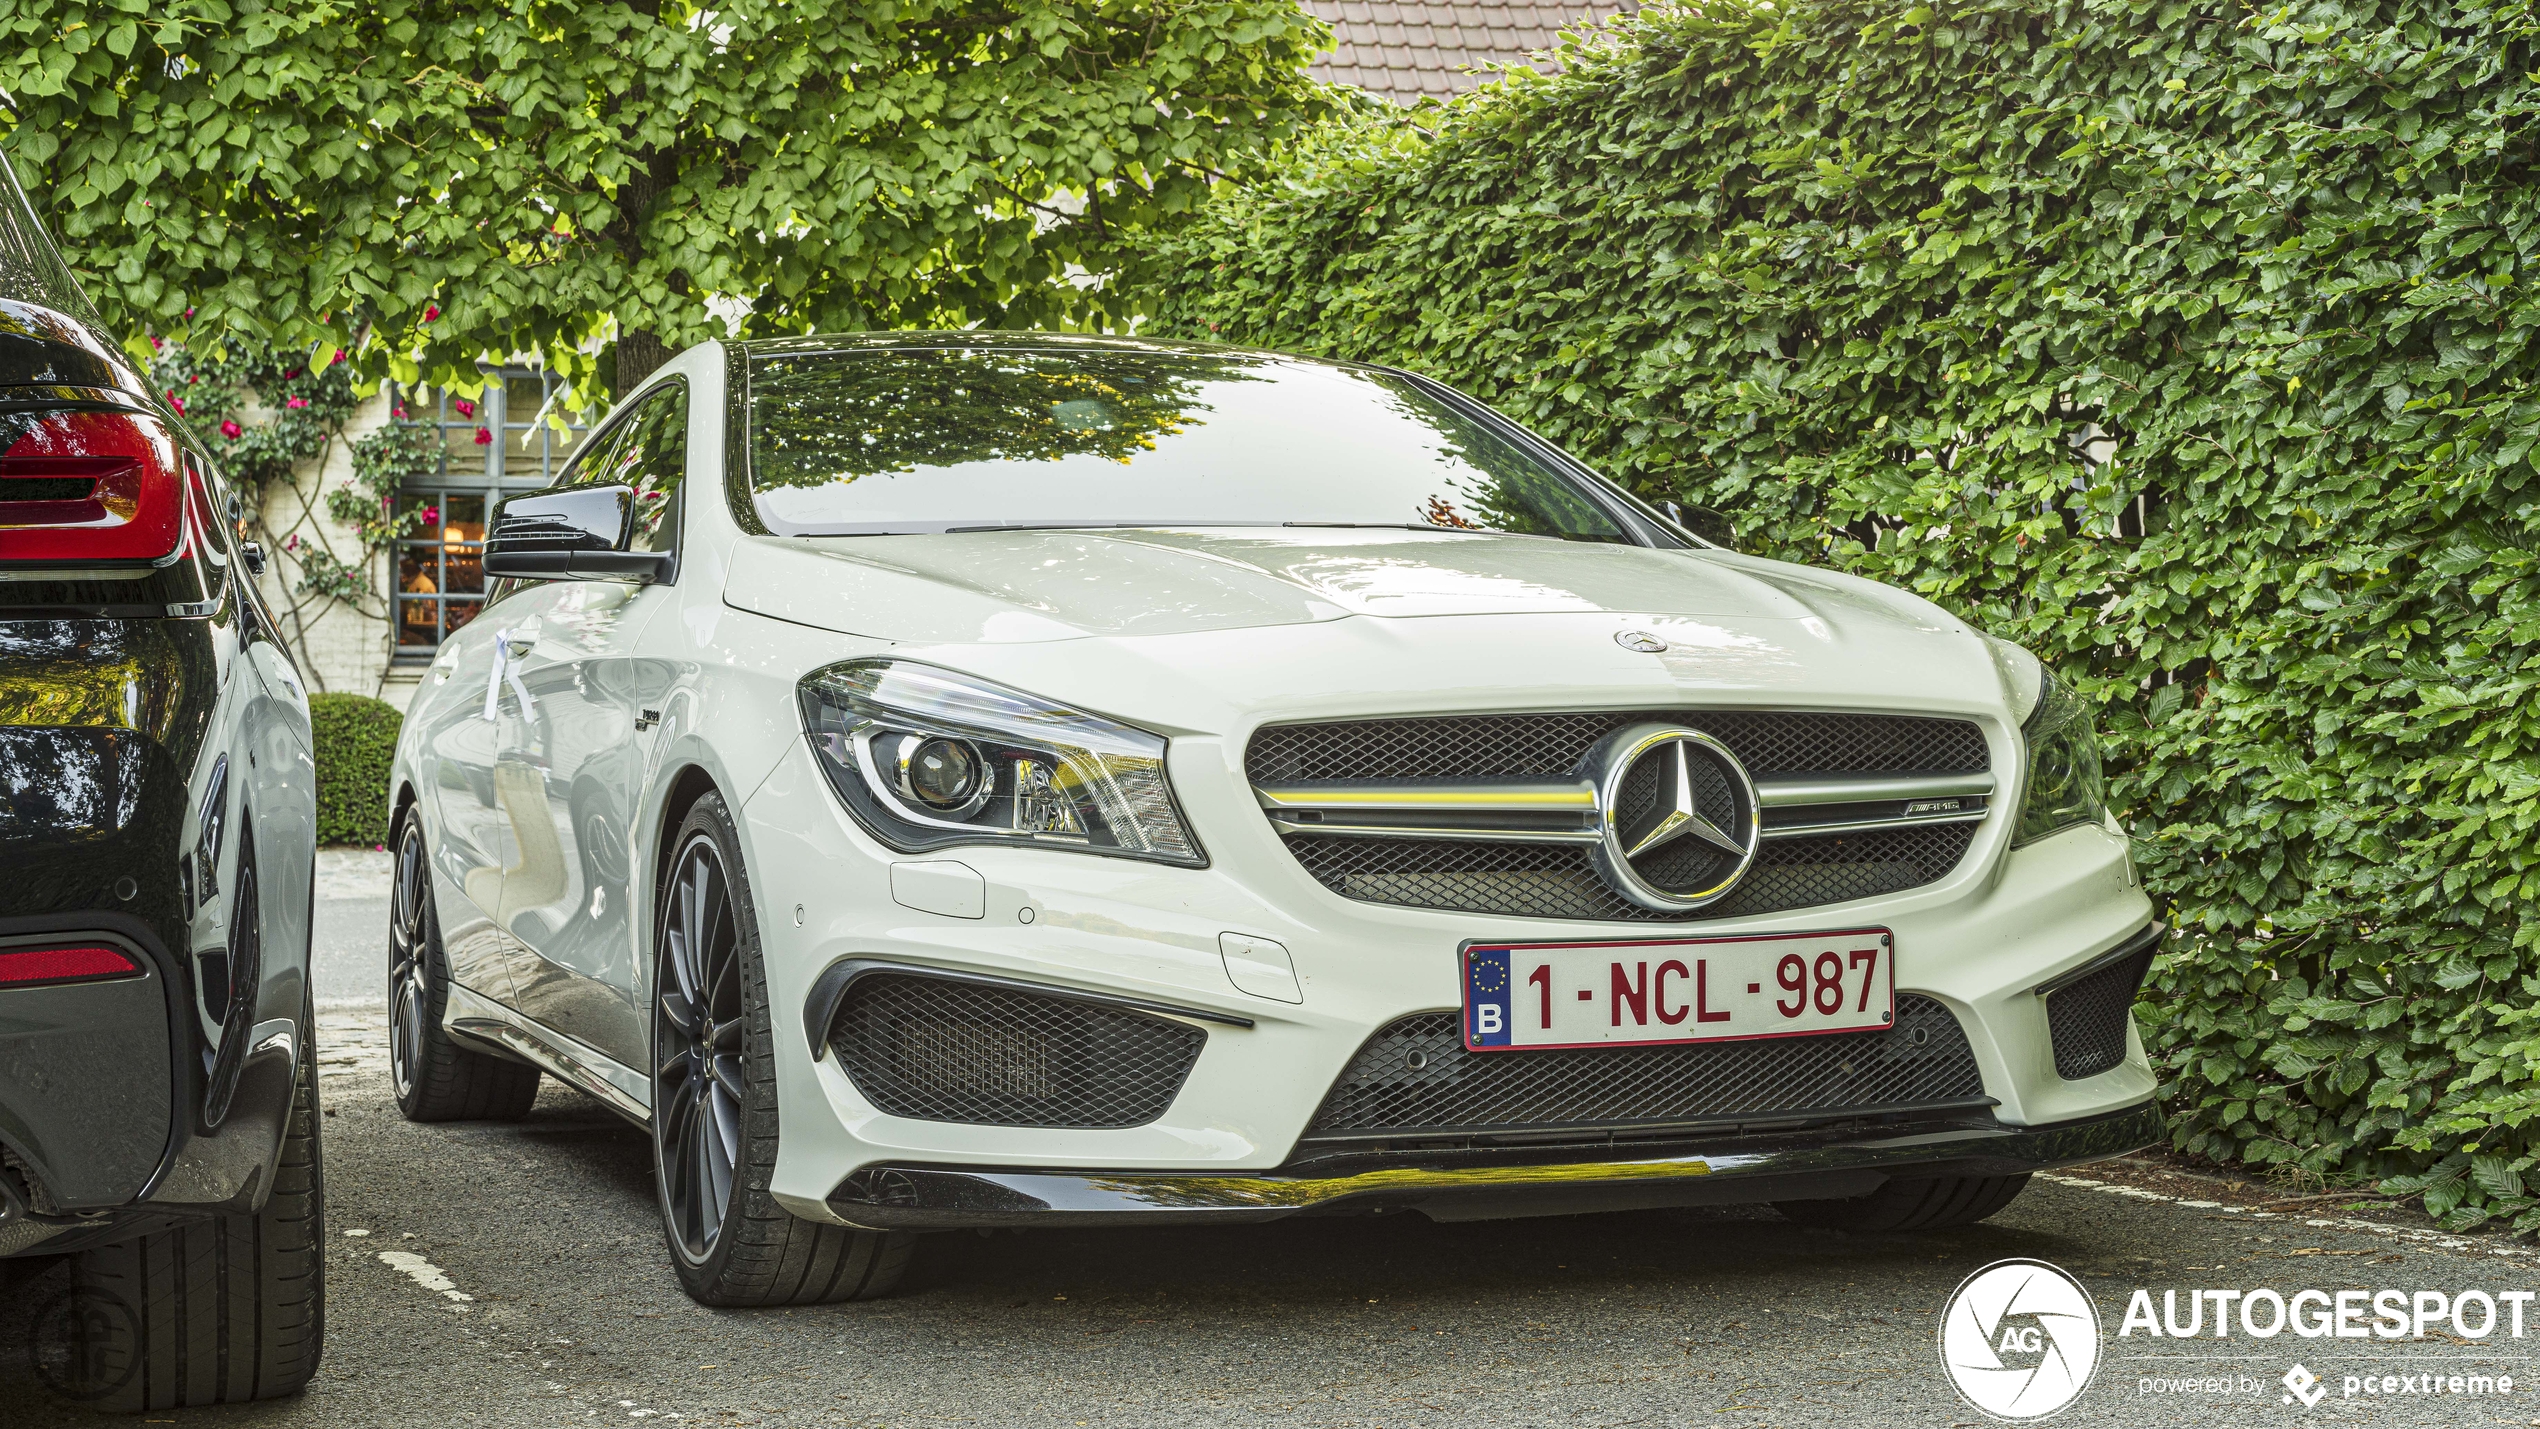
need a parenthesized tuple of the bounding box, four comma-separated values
(2044, 946, 2154, 1080)
(1250, 710, 1989, 922)
(1283, 823, 1976, 923)
(827, 974, 1205, 1128)
(1307, 994, 1986, 1136)
(1247, 710, 1990, 784)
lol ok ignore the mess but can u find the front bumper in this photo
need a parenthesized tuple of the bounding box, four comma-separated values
(824, 1098, 2162, 1230)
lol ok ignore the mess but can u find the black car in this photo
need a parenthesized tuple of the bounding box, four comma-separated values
(0, 157, 324, 1407)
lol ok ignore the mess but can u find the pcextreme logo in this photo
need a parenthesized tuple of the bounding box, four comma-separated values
(1939, 1259, 2103, 1421)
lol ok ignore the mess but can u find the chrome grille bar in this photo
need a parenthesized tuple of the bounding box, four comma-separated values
(1255, 770, 1994, 842)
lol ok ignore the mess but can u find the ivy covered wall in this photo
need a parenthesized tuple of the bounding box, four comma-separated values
(1135, 0, 2540, 1223)
(148, 343, 428, 703)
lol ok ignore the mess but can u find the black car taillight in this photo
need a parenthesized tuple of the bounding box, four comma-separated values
(0, 944, 143, 988)
(0, 408, 188, 564)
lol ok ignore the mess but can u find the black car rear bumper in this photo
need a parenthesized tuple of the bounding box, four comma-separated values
(823, 1098, 2163, 1230)
(0, 930, 173, 1208)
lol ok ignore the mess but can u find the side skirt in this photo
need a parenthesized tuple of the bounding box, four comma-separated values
(444, 983, 651, 1126)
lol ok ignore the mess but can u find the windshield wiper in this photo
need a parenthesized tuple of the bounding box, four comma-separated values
(935, 521, 1281, 534)
(1285, 521, 1548, 536)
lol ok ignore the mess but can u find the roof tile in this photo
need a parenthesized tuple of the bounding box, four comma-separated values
(1306, 0, 1635, 100)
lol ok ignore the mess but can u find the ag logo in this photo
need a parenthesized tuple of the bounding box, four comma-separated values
(1939, 1258, 2101, 1420)
(27, 1285, 141, 1403)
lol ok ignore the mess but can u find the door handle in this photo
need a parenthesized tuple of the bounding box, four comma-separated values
(482, 631, 539, 721)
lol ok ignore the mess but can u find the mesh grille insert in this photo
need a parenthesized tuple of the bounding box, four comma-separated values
(2045, 945, 2154, 1080)
(1308, 994, 1985, 1136)
(828, 974, 1204, 1128)
(1247, 710, 1989, 784)
(1249, 710, 1989, 921)
(1283, 823, 1976, 923)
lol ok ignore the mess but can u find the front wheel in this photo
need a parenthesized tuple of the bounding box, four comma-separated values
(651, 792, 912, 1306)
(1775, 1173, 2031, 1232)
(389, 812, 541, 1121)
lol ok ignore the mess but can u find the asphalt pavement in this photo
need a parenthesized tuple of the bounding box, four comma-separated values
(5, 858, 2535, 1426)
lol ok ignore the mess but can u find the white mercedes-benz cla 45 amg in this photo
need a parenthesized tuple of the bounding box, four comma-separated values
(386, 333, 2162, 1305)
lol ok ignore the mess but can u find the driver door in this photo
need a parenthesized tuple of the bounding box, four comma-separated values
(494, 380, 687, 1069)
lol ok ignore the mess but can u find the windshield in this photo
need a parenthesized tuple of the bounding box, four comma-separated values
(743, 344, 1642, 543)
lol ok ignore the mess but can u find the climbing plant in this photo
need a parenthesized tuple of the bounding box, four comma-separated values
(148, 338, 444, 684)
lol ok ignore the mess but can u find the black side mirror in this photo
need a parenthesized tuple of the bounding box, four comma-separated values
(484, 484, 672, 582)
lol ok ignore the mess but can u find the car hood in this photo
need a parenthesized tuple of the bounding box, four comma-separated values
(722, 527, 1939, 641)
(721, 528, 2012, 726)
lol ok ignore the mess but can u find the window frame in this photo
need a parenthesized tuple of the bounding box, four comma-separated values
(391, 365, 594, 656)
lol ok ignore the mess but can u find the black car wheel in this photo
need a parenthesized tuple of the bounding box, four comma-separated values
(651, 791, 912, 1306)
(388, 812, 540, 1121)
(64, 993, 326, 1409)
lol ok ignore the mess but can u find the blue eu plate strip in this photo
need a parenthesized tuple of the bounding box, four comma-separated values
(1465, 946, 1513, 1047)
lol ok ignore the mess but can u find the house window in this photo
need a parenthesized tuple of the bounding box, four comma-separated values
(392, 367, 592, 654)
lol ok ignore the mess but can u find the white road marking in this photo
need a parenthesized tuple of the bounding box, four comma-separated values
(379, 1249, 477, 1305)
(2040, 1172, 2535, 1261)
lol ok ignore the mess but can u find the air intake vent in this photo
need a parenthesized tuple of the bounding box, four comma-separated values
(1307, 993, 1987, 1137)
(2044, 945, 2154, 1080)
(827, 973, 1205, 1128)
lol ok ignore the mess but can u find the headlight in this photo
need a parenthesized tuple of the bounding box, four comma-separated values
(2014, 667, 2108, 845)
(798, 660, 1204, 866)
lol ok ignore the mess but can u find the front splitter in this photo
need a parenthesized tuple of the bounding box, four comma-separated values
(824, 1099, 2162, 1230)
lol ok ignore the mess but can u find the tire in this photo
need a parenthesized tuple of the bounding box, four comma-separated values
(389, 811, 541, 1121)
(62, 1000, 326, 1409)
(1775, 1173, 2032, 1232)
(652, 792, 913, 1306)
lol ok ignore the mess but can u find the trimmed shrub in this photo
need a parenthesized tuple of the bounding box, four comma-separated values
(1135, 0, 2540, 1225)
(310, 693, 400, 848)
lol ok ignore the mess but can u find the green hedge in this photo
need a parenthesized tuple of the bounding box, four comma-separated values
(310, 693, 401, 848)
(1135, 0, 2540, 1224)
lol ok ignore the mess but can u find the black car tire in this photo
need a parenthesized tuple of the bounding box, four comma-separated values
(65, 998, 326, 1409)
(1775, 1173, 2032, 1232)
(389, 812, 541, 1121)
(652, 792, 913, 1306)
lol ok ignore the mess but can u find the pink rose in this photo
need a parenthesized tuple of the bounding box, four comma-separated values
(172, 396, 186, 414)
(331, 349, 346, 366)
(473, 426, 492, 446)
(219, 419, 242, 440)
(149, 335, 164, 350)
(424, 303, 441, 322)
(391, 406, 408, 419)
(453, 398, 476, 418)
(286, 396, 309, 410)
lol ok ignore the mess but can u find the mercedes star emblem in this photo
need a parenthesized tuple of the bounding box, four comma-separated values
(1614, 629, 1670, 653)
(1578, 723, 1762, 911)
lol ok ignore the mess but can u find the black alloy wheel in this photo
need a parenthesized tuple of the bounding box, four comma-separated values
(655, 830, 746, 1263)
(648, 792, 913, 1305)
(388, 825, 429, 1103)
(387, 813, 541, 1121)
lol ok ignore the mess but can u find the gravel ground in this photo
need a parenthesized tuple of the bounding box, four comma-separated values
(5, 856, 2535, 1425)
